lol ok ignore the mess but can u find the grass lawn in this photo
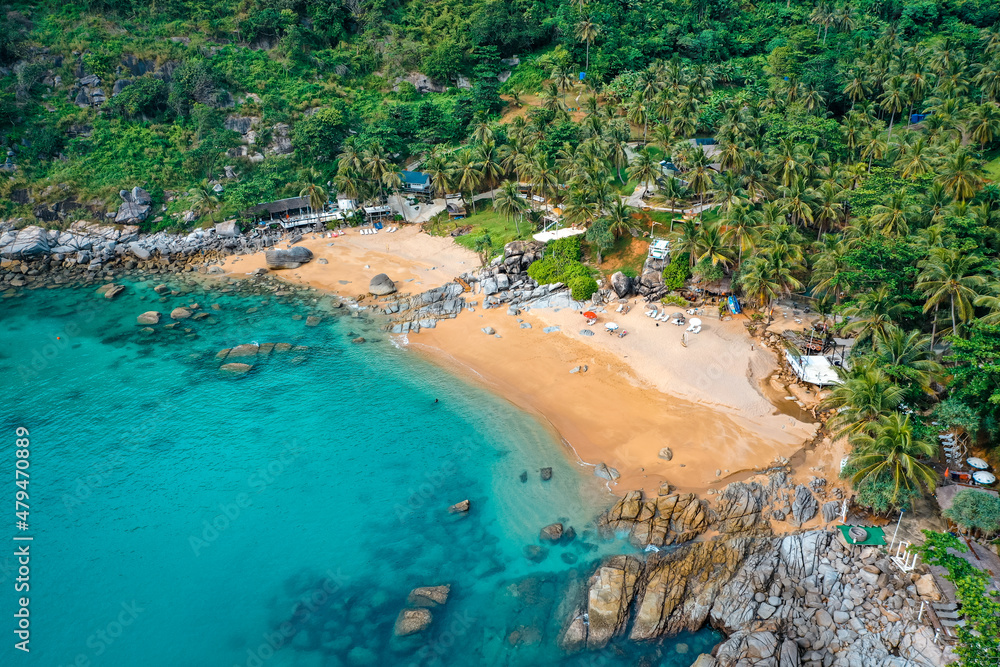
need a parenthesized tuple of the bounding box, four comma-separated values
(984, 153, 1000, 182)
(589, 234, 650, 278)
(427, 201, 535, 254)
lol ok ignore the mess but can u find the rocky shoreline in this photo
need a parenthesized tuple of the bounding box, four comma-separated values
(557, 471, 951, 667)
(0, 210, 285, 292)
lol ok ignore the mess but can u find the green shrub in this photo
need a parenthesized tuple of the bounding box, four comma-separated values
(693, 258, 724, 282)
(662, 258, 691, 291)
(569, 275, 599, 301)
(528, 236, 595, 299)
(621, 267, 638, 279)
(527, 256, 561, 283)
(943, 489, 1000, 534)
(660, 295, 689, 307)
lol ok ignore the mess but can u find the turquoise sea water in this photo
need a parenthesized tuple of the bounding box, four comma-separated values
(0, 278, 720, 667)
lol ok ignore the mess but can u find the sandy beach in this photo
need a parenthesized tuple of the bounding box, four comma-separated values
(222, 227, 819, 494)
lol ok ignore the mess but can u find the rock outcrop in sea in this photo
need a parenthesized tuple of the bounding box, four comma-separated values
(561, 472, 949, 667)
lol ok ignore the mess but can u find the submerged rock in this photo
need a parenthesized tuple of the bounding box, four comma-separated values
(393, 608, 431, 636)
(219, 362, 252, 375)
(170, 307, 192, 320)
(136, 311, 160, 325)
(227, 343, 259, 359)
(540, 523, 564, 541)
(448, 499, 470, 514)
(407, 584, 450, 607)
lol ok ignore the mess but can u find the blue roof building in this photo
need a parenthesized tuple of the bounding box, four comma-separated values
(401, 171, 431, 193)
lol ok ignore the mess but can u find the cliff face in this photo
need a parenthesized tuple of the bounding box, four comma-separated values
(562, 476, 950, 667)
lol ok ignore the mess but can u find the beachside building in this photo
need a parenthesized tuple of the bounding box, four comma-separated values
(248, 195, 358, 229)
(401, 171, 433, 201)
(248, 196, 318, 229)
(445, 195, 467, 220)
(363, 205, 393, 222)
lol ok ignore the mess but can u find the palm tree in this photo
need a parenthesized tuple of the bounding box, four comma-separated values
(778, 176, 817, 230)
(841, 285, 908, 345)
(528, 156, 558, 203)
(336, 142, 363, 176)
(770, 139, 808, 187)
(870, 188, 919, 236)
(892, 135, 932, 179)
(455, 149, 483, 213)
(551, 66, 576, 107)
(810, 237, 851, 304)
(471, 122, 494, 145)
(361, 143, 391, 202)
(381, 164, 408, 222)
(860, 130, 888, 172)
(575, 18, 601, 72)
(493, 180, 528, 235)
(562, 189, 599, 227)
(475, 140, 504, 192)
(696, 222, 734, 268)
(847, 413, 937, 508)
(686, 162, 714, 212)
(720, 204, 757, 268)
(936, 152, 985, 201)
(916, 247, 989, 340)
(843, 71, 871, 109)
(670, 219, 700, 268)
(298, 176, 328, 217)
(821, 362, 905, 441)
(738, 253, 802, 319)
(812, 181, 847, 239)
(424, 151, 454, 199)
(187, 180, 220, 223)
(879, 76, 907, 141)
(627, 148, 658, 197)
(871, 325, 943, 395)
(606, 200, 637, 238)
(626, 96, 650, 143)
(965, 103, 1000, 147)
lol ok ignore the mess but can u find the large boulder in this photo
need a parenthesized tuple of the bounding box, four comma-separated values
(265, 246, 313, 270)
(369, 273, 396, 296)
(215, 220, 240, 238)
(1, 226, 50, 258)
(610, 271, 632, 298)
(116, 189, 151, 223)
(789, 485, 818, 527)
(137, 311, 161, 325)
(129, 242, 151, 260)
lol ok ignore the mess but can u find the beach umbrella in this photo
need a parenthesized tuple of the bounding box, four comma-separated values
(671, 312, 684, 319)
(967, 457, 989, 470)
(583, 311, 598, 319)
(689, 317, 702, 327)
(972, 471, 996, 485)
(605, 322, 619, 331)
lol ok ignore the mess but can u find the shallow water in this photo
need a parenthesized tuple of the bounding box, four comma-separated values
(0, 278, 720, 666)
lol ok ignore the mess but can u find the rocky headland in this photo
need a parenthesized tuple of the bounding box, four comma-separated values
(558, 471, 951, 666)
